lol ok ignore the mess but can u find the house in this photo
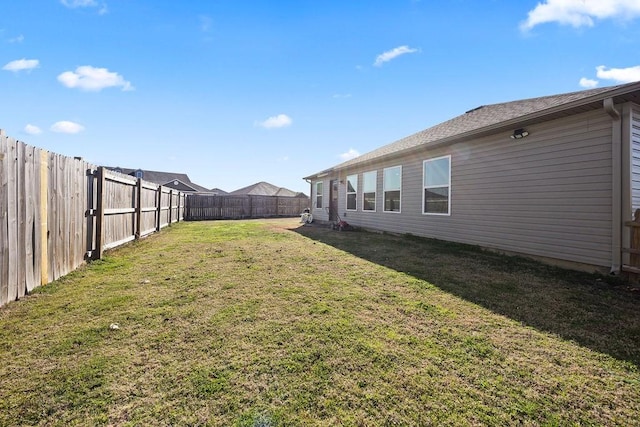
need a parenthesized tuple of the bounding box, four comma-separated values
(106, 167, 213, 193)
(229, 181, 308, 198)
(210, 188, 229, 195)
(304, 81, 640, 272)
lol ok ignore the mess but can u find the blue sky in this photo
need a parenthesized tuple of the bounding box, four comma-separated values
(2, 0, 640, 194)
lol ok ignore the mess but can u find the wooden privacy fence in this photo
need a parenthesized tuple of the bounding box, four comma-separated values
(1, 131, 185, 307)
(185, 194, 309, 220)
(622, 208, 640, 282)
(91, 168, 185, 259)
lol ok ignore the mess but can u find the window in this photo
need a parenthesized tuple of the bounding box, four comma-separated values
(346, 174, 357, 211)
(315, 182, 323, 209)
(423, 155, 451, 215)
(362, 171, 376, 211)
(383, 166, 401, 212)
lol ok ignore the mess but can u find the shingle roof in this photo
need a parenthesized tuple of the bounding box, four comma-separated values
(105, 167, 214, 193)
(305, 81, 640, 178)
(107, 167, 192, 185)
(162, 179, 213, 193)
(210, 188, 229, 195)
(229, 181, 305, 197)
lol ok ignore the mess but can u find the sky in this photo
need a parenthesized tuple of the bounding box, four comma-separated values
(2, 0, 640, 195)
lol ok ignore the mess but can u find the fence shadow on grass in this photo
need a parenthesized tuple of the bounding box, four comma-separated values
(291, 223, 640, 367)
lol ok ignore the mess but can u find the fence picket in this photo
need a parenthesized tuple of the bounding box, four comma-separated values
(0, 132, 9, 305)
(7, 138, 18, 302)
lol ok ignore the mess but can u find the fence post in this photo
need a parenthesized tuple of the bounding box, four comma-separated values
(85, 168, 95, 260)
(168, 189, 173, 225)
(176, 192, 180, 222)
(156, 185, 162, 231)
(183, 193, 188, 220)
(93, 166, 105, 260)
(135, 178, 142, 239)
(631, 209, 640, 272)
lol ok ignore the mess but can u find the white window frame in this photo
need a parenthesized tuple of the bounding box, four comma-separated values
(315, 181, 323, 210)
(422, 155, 451, 216)
(362, 170, 377, 212)
(346, 174, 357, 211)
(383, 165, 402, 213)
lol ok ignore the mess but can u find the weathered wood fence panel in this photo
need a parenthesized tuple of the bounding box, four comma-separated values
(101, 170, 137, 251)
(171, 190, 185, 223)
(622, 208, 640, 282)
(47, 152, 91, 283)
(0, 134, 48, 304)
(0, 132, 8, 306)
(185, 194, 309, 220)
(139, 180, 160, 238)
(158, 187, 172, 230)
(1, 132, 186, 308)
(90, 167, 185, 260)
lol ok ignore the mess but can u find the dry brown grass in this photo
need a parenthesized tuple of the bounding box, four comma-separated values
(0, 218, 638, 426)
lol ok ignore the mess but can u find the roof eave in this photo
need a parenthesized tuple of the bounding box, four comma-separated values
(304, 82, 640, 179)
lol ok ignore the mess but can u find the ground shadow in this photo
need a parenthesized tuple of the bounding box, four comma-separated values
(291, 223, 640, 367)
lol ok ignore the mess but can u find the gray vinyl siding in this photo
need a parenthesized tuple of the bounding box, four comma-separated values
(336, 109, 613, 267)
(631, 103, 640, 211)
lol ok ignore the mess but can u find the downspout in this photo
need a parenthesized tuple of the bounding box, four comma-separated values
(604, 98, 622, 273)
(304, 178, 312, 209)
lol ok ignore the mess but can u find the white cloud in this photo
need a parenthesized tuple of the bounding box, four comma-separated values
(61, 0, 97, 8)
(24, 124, 42, 135)
(374, 45, 418, 67)
(199, 15, 212, 32)
(8, 34, 24, 43)
(51, 121, 85, 134)
(339, 148, 360, 161)
(332, 93, 352, 99)
(61, 0, 108, 14)
(2, 58, 39, 72)
(596, 65, 640, 83)
(579, 77, 599, 88)
(521, 0, 640, 31)
(257, 114, 292, 129)
(57, 66, 134, 91)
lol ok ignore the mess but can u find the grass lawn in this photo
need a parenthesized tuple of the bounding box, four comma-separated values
(1, 218, 639, 426)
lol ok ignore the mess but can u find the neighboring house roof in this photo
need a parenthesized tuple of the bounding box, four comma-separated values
(210, 188, 229, 195)
(105, 167, 213, 193)
(229, 181, 307, 198)
(305, 81, 640, 178)
(161, 179, 212, 193)
(108, 167, 192, 184)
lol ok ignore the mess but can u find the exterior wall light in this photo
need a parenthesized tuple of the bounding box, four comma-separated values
(510, 128, 529, 139)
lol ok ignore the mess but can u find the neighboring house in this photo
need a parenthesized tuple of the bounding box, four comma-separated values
(184, 181, 309, 220)
(304, 81, 640, 272)
(229, 181, 308, 199)
(210, 188, 229, 195)
(106, 167, 213, 193)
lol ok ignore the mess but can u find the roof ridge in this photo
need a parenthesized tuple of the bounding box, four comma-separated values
(305, 81, 640, 178)
(478, 82, 627, 110)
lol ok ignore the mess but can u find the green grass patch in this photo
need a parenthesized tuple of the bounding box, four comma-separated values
(1, 218, 639, 426)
